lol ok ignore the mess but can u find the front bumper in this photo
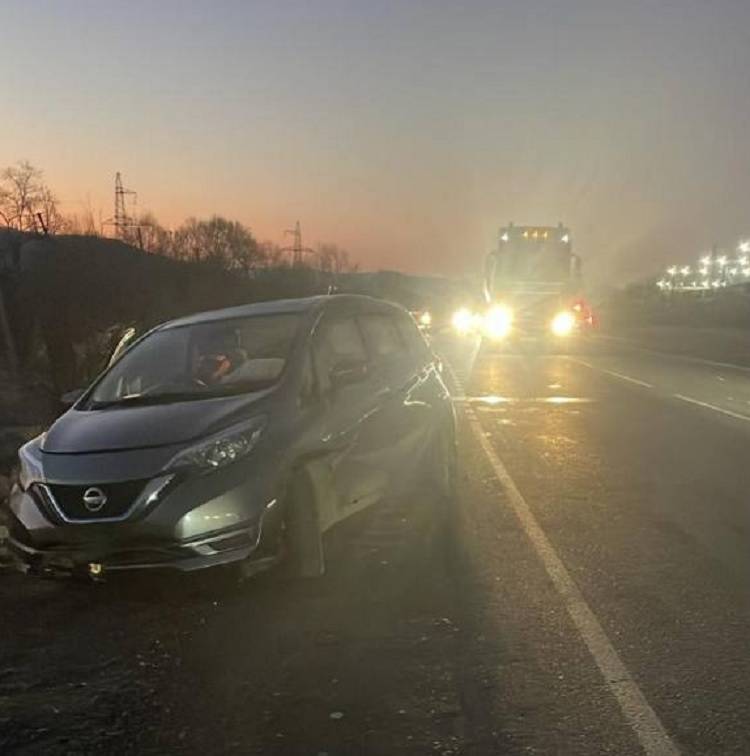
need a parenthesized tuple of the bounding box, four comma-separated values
(6, 458, 284, 577)
(7, 519, 266, 576)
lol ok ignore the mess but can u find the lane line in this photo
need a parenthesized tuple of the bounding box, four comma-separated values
(569, 358, 654, 389)
(446, 363, 679, 756)
(571, 358, 750, 424)
(673, 393, 750, 423)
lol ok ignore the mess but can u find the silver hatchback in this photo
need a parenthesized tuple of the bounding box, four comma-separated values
(6, 295, 455, 579)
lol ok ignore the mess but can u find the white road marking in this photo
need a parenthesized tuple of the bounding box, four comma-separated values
(570, 358, 654, 389)
(466, 413, 679, 755)
(674, 394, 750, 422)
(454, 395, 594, 406)
(446, 363, 679, 756)
(561, 356, 750, 425)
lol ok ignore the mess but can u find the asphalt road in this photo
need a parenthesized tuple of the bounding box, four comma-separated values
(2, 334, 750, 754)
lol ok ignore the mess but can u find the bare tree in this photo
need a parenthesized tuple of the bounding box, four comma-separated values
(136, 211, 173, 254)
(65, 208, 100, 236)
(317, 243, 357, 273)
(37, 185, 67, 234)
(171, 216, 265, 271)
(0, 160, 64, 234)
(260, 240, 288, 268)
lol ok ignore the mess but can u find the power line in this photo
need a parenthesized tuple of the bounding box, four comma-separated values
(281, 221, 316, 266)
(102, 172, 143, 244)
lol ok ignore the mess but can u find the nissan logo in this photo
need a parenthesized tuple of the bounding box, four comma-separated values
(82, 487, 107, 513)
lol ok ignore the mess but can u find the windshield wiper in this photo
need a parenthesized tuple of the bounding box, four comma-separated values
(88, 382, 276, 410)
(87, 392, 205, 410)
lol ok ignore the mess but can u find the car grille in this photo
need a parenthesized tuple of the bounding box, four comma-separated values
(44, 480, 149, 521)
(513, 302, 561, 334)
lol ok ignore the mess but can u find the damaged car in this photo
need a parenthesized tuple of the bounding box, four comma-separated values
(6, 295, 455, 580)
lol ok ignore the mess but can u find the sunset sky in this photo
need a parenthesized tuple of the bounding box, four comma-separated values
(3, 0, 750, 284)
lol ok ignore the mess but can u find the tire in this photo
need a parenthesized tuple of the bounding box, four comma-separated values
(277, 470, 326, 579)
(429, 421, 458, 501)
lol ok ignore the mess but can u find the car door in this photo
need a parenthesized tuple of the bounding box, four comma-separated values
(357, 308, 438, 488)
(311, 311, 392, 523)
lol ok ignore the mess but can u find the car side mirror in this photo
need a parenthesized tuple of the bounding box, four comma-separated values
(330, 359, 368, 389)
(60, 388, 84, 407)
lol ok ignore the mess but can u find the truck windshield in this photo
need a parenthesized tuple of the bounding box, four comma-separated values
(493, 243, 571, 284)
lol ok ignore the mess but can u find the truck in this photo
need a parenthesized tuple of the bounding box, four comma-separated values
(475, 222, 594, 345)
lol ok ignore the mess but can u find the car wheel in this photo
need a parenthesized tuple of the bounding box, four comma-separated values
(430, 421, 457, 501)
(234, 471, 325, 583)
(278, 469, 326, 579)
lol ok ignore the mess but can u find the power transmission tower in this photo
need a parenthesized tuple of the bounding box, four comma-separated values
(282, 221, 315, 267)
(114, 172, 136, 239)
(102, 172, 140, 243)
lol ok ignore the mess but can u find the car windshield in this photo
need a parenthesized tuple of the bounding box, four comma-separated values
(86, 314, 300, 408)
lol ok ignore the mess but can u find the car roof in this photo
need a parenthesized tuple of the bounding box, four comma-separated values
(161, 294, 403, 330)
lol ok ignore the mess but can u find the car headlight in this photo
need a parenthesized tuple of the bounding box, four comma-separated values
(419, 311, 432, 327)
(164, 417, 266, 474)
(452, 307, 475, 334)
(483, 305, 513, 340)
(551, 311, 576, 336)
(16, 434, 46, 491)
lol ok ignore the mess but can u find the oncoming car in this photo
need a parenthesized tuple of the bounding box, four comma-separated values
(6, 295, 456, 580)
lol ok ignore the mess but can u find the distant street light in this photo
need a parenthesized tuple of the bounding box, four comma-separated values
(739, 241, 750, 254)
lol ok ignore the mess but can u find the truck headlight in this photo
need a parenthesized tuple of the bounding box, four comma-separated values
(452, 307, 474, 334)
(551, 311, 575, 336)
(483, 306, 513, 340)
(165, 417, 266, 474)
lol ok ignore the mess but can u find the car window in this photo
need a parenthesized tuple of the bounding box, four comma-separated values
(395, 312, 430, 366)
(358, 313, 405, 359)
(87, 314, 300, 407)
(312, 316, 368, 395)
(298, 348, 318, 408)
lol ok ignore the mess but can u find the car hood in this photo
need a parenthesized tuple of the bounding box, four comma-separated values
(43, 392, 270, 454)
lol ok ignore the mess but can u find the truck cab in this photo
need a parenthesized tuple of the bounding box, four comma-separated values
(480, 223, 593, 346)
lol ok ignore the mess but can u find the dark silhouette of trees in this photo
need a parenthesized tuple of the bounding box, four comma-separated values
(170, 215, 263, 271)
(317, 243, 358, 274)
(0, 161, 65, 234)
